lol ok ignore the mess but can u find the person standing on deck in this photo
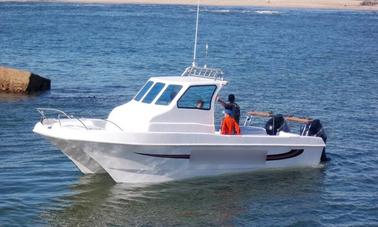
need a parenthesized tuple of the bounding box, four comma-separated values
(221, 109, 240, 135)
(217, 94, 240, 124)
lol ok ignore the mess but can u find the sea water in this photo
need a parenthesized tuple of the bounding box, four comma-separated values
(0, 3, 377, 226)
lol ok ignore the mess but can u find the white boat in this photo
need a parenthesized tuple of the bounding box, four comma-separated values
(33, 65, 327, 184)
(33, 1, 327, 184)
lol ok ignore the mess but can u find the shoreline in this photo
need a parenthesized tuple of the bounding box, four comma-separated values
(3, 0, 377, 11)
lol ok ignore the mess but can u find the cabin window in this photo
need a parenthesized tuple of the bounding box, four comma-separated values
(155, 85, 183, 105)
(142, 82, 165, 104)
(134, 81, 154, 101)
(177, 85, 217, 110)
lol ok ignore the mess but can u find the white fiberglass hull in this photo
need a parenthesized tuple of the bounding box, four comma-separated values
(77, 142, 323, 184)
(33, 121, 325, 183)
(33, 121, 106, 174)
(47, 137, 106, 174)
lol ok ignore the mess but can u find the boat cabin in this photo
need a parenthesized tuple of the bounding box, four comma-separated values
(107, 66, 228, 133)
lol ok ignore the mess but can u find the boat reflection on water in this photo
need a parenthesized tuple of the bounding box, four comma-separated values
(41, 168, 327, 226)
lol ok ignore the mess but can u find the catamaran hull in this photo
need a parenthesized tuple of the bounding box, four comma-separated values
(64, 140, 323, 183)
(36, 135, 106, 174)
(33, 122, 325, 183)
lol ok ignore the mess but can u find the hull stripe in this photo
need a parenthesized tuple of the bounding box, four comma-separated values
(135, 149, 304, 161)
(135, 153, 190, 159)
(266, 149, 304, 161)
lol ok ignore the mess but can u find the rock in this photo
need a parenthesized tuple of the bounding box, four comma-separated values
(361, 0, 378, 6)
(0, 66, 50, 94)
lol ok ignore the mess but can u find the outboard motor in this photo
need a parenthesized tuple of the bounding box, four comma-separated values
(300, 119, 328, 162)
(265, 114, 290, 135)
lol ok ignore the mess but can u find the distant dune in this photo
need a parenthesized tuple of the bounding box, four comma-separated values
(3, 0, 377, 10)
(0, 0, 377, 10)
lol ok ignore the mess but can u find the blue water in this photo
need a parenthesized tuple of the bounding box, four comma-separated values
(1, 3, 377, 226)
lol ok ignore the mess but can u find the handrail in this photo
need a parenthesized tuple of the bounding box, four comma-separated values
(36, 108, 123, 131)
(75, 118, 89, 130)
(247, 111, 313, 124)
(80, 118, 123, 131)
(103, 119, 123, 131)
(37, 108, 88, 129)
(37, 108, 72, 120)
(181, 65, 224, 80)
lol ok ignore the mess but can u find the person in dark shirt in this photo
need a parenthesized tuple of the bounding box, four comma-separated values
(218, 94, 240, 124)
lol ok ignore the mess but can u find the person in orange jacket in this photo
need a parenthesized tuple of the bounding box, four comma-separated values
(221, 109, 240, 135)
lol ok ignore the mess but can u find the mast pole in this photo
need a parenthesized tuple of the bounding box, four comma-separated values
(192, 0, 200, 67)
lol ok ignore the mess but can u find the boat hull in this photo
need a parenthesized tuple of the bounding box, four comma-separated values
(33, 121, 325, 183)
(67, 141, 323, 183)
(33, 123, 106, 174)
(48, 137, 106, 174)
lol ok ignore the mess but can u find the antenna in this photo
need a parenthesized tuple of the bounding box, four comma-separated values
(192, 0, 200, 67)
(204, 42, 208, 68)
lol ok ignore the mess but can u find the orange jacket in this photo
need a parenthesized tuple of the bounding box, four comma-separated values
(221, 115, 241, 135)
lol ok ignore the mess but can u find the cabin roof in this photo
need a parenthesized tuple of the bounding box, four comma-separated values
(149, 76, 228, 86)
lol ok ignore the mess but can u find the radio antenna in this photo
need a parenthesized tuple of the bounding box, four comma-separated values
(204, 42, 208, 68)
(192, 0, 200, 67)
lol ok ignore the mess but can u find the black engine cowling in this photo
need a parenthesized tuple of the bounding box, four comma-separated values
(300, 119, 328, 162)
(265, 114, 290, 135)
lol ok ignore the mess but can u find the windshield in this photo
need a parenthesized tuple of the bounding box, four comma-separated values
(142, 82, 165, 104)
(134, 81, 154, 101)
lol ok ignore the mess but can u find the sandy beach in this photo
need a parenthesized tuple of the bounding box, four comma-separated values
(29, 0, 378, 10)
